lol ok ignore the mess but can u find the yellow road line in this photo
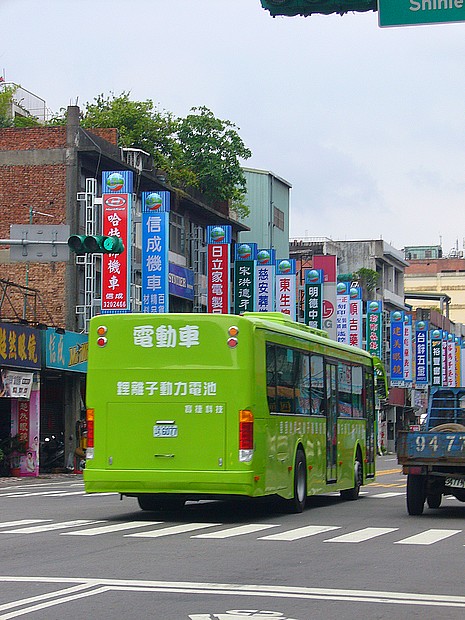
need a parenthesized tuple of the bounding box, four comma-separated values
(376, 468, 402, 475)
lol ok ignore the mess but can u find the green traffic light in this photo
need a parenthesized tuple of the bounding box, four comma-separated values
(68, 235, 125, 254)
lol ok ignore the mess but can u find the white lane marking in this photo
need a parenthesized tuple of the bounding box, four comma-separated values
(371, 492, 405, 498)
(1, 520, 104, 534)
(395, 529, 462, 546)
(0, 520, 50, 529)
(192, 524, 278, 538)
(324, 527, 398, 543)
(259, 525, 341, 541)
(84, 492, 118, 497)
(2, 576, 465, 610)
(0, 582, 99, 613)
(61, 521, 162, 536)
(41, 491, 87, 497)
(126, 523, 221, 538)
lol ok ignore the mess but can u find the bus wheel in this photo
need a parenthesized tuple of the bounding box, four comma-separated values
(427, 494, 442, 509)
(406, 474, 425, 515)
(286, 449, 307, 513)
(340, 454, 362, 501)
(137, 494, 185, 512)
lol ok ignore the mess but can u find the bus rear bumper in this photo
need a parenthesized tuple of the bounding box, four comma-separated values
(84, 468, 262, 498)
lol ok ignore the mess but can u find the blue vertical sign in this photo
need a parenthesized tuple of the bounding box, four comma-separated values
(390, 310, 404, 384)
(234, 243, 257, 314)
(430, 329, 443, 387)
(141, 191, 170, 313)
(415, 320, 429, 385)
(255, 249, 275, 312)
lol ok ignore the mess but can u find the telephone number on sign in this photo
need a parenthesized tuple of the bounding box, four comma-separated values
(103, 301, 128, 309)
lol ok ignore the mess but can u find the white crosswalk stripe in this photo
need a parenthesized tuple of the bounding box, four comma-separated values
(126, 523, 222, 538)
(193, 524, 278, 538)
(259, 524, 341, 541)
(0, 520, 103, 533)
(323, 527, 398, 543)
(61, 521, 162, 536)
(371, 492, 405, 498)
(0, 519, 50, 529)
(395, 529, 462, 545)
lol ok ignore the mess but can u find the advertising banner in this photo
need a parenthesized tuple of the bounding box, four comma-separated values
(10, 382, 40, 477)
(234, 243, 257, 314)
(276, 258, 296, 319)
(430, 329, 443, 387)
(45, 329, 88, 373)
(207, 225, 231, 314)
(403, 314, 413, 383)
(348, 287, 362, 348)
(336, 282, 350, 344)
(141, 191, 170, 313)
(414, 320, 429, 385)
(255, 249, 275, 312)
(304, 269, 323, 329)
(0, 370, 33, 399)
(366, 300, 383, 358)
(101, 171, 133, 313)
(390, 310, 405, 384)
(313, 255, 337, 339)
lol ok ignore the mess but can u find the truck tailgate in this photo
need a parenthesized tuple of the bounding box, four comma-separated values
(398, 430, 465, 462)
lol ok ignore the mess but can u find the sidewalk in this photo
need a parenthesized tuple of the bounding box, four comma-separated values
(0, 472, 83, 488)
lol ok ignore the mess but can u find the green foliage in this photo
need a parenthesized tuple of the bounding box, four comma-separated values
(0, 85, 16, 128)
(14, 114, 40, 127)
(63, 93, 252, 214)
(355, 267, 379, 294)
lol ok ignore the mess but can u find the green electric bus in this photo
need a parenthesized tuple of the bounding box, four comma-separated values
(84, 312, 376, 512)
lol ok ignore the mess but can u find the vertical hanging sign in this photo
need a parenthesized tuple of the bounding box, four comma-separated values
(101, 171, 132, 314)
(141, 191, 170, 313)
(430, 329, 443, 387)
(234, 243, 257, 314)
(313, 255, 337, 339)
(403, 314, 413, 383)
(304, 269, 323, 328)
(207, 226, 231, 314)
(442, 331, 449, 387)
(276, 258, 296, 319)
(390, 310, 405, 384)
(256, 249, 275, 312)
(456, 337, 462, 388)
(336, 282, 350, 344)
(348, 286, 362, 348)
(366, 300, 383, 358)
(415, 320, 429, 385)
(447, 333, 456, 387)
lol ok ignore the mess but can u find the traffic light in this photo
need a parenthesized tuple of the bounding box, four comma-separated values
(260, 0, 376, 17)
(68, 235, 125, 254)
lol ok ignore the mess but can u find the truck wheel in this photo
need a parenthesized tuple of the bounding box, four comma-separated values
(407, 474, 426, 515)
(427, 494, 442, 509)
(137, 494, 185, 512)
(340, 453, 363, 501)
(285, 449, 307, 513)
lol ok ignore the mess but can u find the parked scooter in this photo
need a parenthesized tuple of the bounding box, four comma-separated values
(40, 433, 65, 472)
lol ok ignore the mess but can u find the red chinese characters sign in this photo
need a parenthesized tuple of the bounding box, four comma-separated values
(207, 243, 230, 313)
(101, 194, 130, 312)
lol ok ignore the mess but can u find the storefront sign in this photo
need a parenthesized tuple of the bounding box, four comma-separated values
(141, 191, 170, 313)
(207, 226, 231, 314)
(276, 259, 296, 319)
(45, 329, 88, 373)
(0, 370, 33, 398)
(0, 322, 41, 369)
(169, 263, 194, 301)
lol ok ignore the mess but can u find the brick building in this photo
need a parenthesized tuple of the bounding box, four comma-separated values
(0, 106, 245, 471)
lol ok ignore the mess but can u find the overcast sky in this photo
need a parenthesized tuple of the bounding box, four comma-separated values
(2, 0, 465, 255)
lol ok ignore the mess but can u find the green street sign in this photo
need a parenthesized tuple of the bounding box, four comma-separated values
(378, 0, 465, 27)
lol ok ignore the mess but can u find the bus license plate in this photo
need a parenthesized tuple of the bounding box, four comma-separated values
(445, 477, 465, 489)
(153, 425, 178, 438)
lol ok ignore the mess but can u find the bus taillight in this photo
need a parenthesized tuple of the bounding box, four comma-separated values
(86, 408, 95, 460)
(97, 325, 107, 348)
(239, 409, 253, 462)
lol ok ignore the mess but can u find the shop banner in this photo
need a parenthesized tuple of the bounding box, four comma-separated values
(0, 370, 33, 399)
(313, 255, 337, 339)
(45, 329, 88, 373)
(390, 310, 405, 384)
(456, 337, 462, 388)
(276, 259, 296, 319)
(255, 249, 275, 312)
(403, 314, 413, 383)
(234, 243, 257, 315)
(348, 287, 362, 348)
(141, 191, 170, 313)
(366, 300, 383, 358)
(207, 225, 231, 314)
(430, 329, 443, 387)
(447, 333, 456, 387)
(415, 320, 429, 385)
(442, 332, 449, 387)
(11, 383, 40, 477)
(0, 322, 41, 369)
(101, 170, 133, 313)
(304, 269, 323, 329)
(169, 263, 194, 301)
(336, 282, 350, 344)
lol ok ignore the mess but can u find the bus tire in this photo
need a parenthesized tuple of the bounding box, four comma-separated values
(340, 452, 363, 501)
(286, 449, 307, 513)
(427, 494, 442, 509)
(137, 494, 185, 512)
(406, 474, 425, 515)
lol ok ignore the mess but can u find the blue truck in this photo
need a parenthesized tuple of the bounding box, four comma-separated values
(397, 387, 465, 515)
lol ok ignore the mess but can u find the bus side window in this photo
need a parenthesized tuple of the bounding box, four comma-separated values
(352, 366, 363, 418)
(310, 354, 325, 415)
(295, 353, 310, 415)
(266, 343, 277, 412)
(337, 362, 352, 417)
(275, 346, 296, 414)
